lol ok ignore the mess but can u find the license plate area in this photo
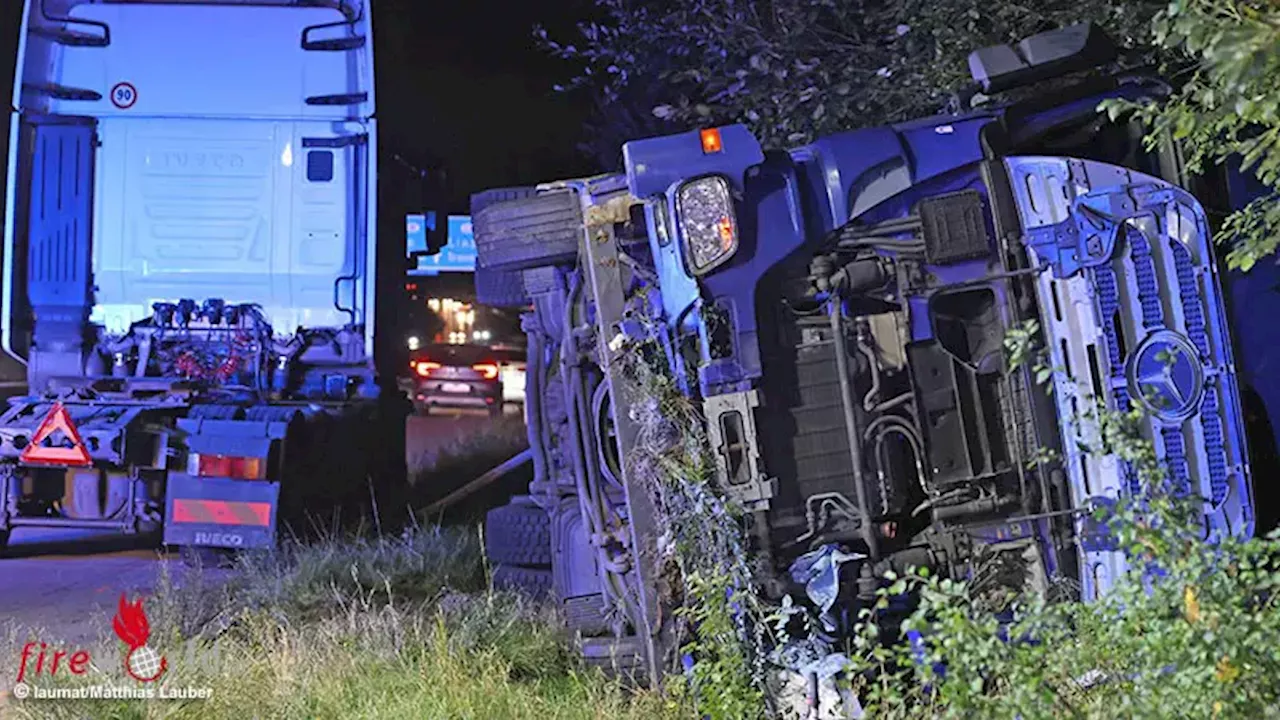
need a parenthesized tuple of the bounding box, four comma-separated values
(441, 382, 470, 394)
(163, 473, 278, 549)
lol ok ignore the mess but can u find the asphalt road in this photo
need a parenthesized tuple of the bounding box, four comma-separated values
(0, 410, 503, 648)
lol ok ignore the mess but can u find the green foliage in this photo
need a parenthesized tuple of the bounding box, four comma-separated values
(619, 314, 771, 720)
(1103, 0, 1280, 270)
(675, 573, 767, 720)
(538, 0, 1163, 150)
(842, 320, 1280, 718)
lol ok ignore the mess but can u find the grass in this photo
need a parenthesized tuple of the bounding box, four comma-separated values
(1, 527, 688, 720)
(0, 417, 687, 719)
(407, 414, 529, 482)
(407, 414, 533, 523)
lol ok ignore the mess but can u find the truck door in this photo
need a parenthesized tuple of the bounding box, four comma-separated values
(1001, 156, 1253, 601)
(12, 115, 97, 388)
(297, 129, 369, 333)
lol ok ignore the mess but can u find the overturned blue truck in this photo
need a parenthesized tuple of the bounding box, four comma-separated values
(472, 21, 1273, 702)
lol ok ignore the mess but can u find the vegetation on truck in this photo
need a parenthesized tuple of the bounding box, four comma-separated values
(537, 0, 1166, 164)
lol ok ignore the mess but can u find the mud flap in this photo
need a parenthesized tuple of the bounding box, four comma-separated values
(163, 473, 279, 549)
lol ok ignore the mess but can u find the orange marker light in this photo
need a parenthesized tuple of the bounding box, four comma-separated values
(716, 217, 735, 248)
(700, 128, 723, 154)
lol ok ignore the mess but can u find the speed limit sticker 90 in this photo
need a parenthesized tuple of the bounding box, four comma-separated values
(110, 82, 137, 109)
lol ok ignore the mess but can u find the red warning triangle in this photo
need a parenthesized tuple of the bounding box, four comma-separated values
(20, 402, 92, 467)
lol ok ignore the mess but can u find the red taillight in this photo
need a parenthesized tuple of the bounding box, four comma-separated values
(472, 363, 499, 380)
(414, 361, 441, 377)
(188, 453, 265, 480)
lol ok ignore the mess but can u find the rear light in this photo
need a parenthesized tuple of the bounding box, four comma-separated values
(472, 363, 499, 380)
(414, 361, 441, 377)
(187, 453, 265, 480)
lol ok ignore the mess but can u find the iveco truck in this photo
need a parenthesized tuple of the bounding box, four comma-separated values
(0, 0, 417, 558)
(471, 22, 1261, 693)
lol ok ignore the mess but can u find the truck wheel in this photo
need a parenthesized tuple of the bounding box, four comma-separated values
(471, 187, 536, 213)
(484, 500, 552, 567)
(471, 189, 582, 272)
(492, 565, 553, 597)
(474, 266, 529, 308)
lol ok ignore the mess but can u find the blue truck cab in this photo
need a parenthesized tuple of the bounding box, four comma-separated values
(470, 22, 1262, 691)
(0, 0, 412, 557)
(621, 23, 1255, 604)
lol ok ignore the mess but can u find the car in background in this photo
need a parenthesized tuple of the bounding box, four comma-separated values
(490, 345, 527, 407)
(405, 344, 504, 417)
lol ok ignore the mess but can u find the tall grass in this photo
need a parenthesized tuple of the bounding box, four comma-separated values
(0, 416, 683, 719)
(1, 527, 688, 720)
(407, 415, 532, 523)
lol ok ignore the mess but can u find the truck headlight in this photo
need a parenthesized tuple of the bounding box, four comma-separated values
(677, 176, 739, 274)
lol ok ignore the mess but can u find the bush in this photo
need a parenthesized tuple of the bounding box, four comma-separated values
(844, 509, 1280, 719)
(833, 323, 1280, 719)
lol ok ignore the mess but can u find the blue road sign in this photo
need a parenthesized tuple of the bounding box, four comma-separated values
(406, 213, 429, 255)
(411, 215, 477, 275)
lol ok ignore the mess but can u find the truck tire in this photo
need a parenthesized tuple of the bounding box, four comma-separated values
(0, 528, 9, 556)
(471, 187, 537, 214)
(474, 266, 529, 308)
(484, 500, 552, 567)
(472, 189, 582, 272)
(492, 565, 553, 597)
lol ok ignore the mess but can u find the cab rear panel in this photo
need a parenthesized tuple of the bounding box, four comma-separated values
(0, 1, 403, 553)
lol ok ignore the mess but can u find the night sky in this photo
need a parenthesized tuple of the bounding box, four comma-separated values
(375, 0, 599, 213)
(0, 1, 597, 212)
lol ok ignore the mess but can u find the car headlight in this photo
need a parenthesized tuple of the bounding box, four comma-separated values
(677, 176, 739, 274)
